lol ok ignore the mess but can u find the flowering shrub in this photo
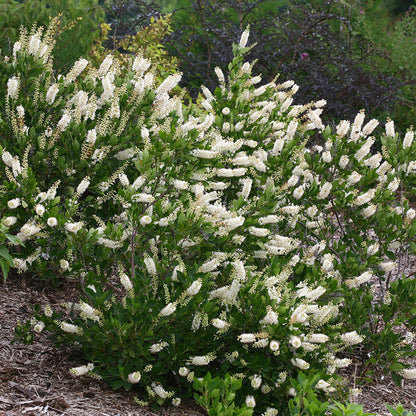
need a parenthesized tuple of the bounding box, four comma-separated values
(3, 22, 416, 415)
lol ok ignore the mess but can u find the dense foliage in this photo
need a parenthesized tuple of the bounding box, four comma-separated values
(2, 21, 416, 415)
(0, 0, 105, 72)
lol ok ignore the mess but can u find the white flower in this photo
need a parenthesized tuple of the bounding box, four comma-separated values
(79, 301, 100, 322)
(20, 223, 41, 237)
(354, 189, 375, 206)
(387, 178, 400, 192)
(70, 363, 94, 376)
(262, 309, 278, 325)
(47, 217, 58, 227)
(249, 227, 270, 237)
(403, 130, 414, 149)
(179, 367, 190, 377)
(263, 407, 278, 416)
(120, 272, 133, 292)
(3, 216, 17, 227)
(7, 76, 19, 99)
(76, 177, 90, 196)
(269, 340, 280, 351)
(251, 375, 262, 389)
(321, 254, 334, 272)
(308, 334, 329, 343)
(352, 110, 365, 132)
(172, 398, 181, 406)
(336, 120, 350, 137)
(362, 119, 379, 136)
(289, 336, 302, 349)
(173, 180, 189, 190)
(222, 107, 230, 115)
(144, 257, 157, 275)
(315, 380, 331, 392)
(216, 168, 247, 177)
(34, 204, 45, 216)
(150, 342, 168, 354)
(152, 383, 170, 399)
(60, 259, 70, 271)
(13, 41, 22, 59)
(287, 175, 299, 187)
(400, 368, 416, 380)
(317, 182, 332, 200)
(238, 333, 256, 343)
(339, 331, 364, 345)
(57, 113, 71, 131)
(132, 176, 146, 190)
(155, 73, 182, 96)
(46, 84, 59, 104)
(212, 318, 228, 329)
(367, 242, 379, 256)
(191, 355, 215, 366)
(239, 27, 250, 48)
(65, 222, 83, 233)
(362, 204, 377, 218)
(347, 171, 362, 185)
(406, 208, 416, 220)
(160, 302, 176, 316)
(339, 155, 349, 169)
(33, 321, 45, 333)
(191, 149, 218, 159)
(66, 58, 88, 83)
(118, 173, 129, 186)
(291, 358, 310, 370)
(128, 371, 141, 384)
(2, 151, 13, 167)
(322, 151, 332, 163)
(28, 34, 41, 55)
(132, 55, 151, 74)
(7, 198, 21, 209)
(245, 395, 256, 408)
(364, 153, 382, 169)
(140, 215, 152, 226)
(16, 105, 25, 118)
(380, 261, 396, 272)
(11, 158, 22, 177)
(59, 321, 82, 334)
(132, 193, 155, 203)
(293, 186, 304, 200)
(385, 119, 395, 137)
(199, 258, 221, 273)
(98, 54, 113, 76)
(186, 279, 202, 296)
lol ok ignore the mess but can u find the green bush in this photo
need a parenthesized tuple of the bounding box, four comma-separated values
(0, 0, 104, 71)
(3, 23, 416, 415)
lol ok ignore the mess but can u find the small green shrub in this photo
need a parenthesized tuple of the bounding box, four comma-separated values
(386, 403, 416, 416)
(194, 372, 254, 416)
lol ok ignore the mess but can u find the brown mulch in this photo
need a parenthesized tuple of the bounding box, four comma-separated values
(1, 276, 416, 416)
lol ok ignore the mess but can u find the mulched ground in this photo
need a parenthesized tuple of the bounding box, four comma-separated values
(1, 275, 415, 416)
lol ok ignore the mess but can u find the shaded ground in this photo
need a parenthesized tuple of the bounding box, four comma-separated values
(0, 276, 415, 416)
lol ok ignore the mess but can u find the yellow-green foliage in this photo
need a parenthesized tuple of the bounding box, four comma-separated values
(88, 15, 181, 89)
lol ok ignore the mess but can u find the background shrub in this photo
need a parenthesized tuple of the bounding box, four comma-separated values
(105, 0, 416, 132)
(0, 0, 104, 71)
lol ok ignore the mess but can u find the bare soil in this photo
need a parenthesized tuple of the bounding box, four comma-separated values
(1, 275, 415, 416)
